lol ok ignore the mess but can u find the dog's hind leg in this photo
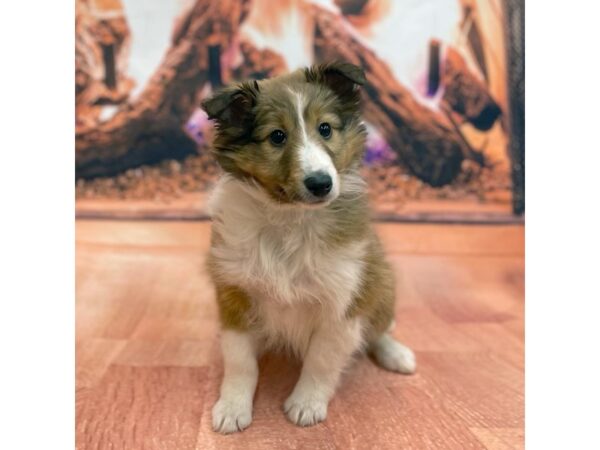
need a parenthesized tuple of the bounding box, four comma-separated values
(369, 332, 416, 374)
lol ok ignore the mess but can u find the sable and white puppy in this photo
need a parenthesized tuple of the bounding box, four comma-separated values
(202, 62, 415, 434)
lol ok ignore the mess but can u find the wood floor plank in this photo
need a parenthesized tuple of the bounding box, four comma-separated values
(76, 339, 127, 389)
(406, 352, 524, 429)
(328, 360, 487, 450)
(76, 366, 208, 450)
(76, 220, 211, 249)
(454, 323, 524, 370)
(391, 254, 524, 323)
(469, 427, 525, 450)
(76, 244, 214, 341)
(376, 223, 524, 256)
(113, 339, 214, 368)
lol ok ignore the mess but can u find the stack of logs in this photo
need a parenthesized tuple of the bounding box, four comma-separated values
(76, 0, 502, 187)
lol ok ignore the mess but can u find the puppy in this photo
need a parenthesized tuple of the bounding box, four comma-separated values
(202, 62, 415, 434)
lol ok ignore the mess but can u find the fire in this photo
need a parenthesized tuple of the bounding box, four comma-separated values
(347, 0, 461, 106)
(240, 0, 318, 71)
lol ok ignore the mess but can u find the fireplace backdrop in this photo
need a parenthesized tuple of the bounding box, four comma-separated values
(75, 0, 523, 222)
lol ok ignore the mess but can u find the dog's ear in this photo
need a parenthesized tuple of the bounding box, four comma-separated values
(305, 61, 365, 103)
(201, 81, 259, 132)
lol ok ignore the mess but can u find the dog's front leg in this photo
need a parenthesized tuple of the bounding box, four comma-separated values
(212, 330, 258, 434)
(284, 318, 364, 427)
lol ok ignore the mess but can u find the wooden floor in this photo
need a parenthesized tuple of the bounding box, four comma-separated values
(76, 220, 524, 450)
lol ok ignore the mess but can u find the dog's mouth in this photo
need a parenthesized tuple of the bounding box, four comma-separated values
(302, 194, 332, 206)
(296, 190, 339, 209)
(268, 185, 335, 208)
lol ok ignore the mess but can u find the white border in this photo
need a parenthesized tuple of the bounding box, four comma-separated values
(0, 1, 74, 448)
(527, 1, 600, 448)
(2, 1, 600, 448)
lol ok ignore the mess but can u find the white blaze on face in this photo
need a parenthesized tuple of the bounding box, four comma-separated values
(291, 90, 340, 199)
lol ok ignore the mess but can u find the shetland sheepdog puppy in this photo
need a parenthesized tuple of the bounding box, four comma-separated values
(202, 62, 415, 434)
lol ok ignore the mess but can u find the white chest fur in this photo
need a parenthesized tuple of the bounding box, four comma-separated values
(208, 176, 367, 354)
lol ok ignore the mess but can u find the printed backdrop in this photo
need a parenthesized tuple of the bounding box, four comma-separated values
(75, 0, 519, 221)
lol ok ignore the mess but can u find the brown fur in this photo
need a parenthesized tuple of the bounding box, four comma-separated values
(347, 235, 396, 341)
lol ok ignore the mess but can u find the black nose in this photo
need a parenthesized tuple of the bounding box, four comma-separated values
(304, 172, 333, 197)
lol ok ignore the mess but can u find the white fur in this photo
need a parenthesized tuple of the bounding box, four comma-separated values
(209, 175, 367, 331)
(369, 333, 416, 374)
(284, 317, 364, 426)
(291, 90, 340, 200)
(209, 175, 370, 432)
(212, 330, 258, 433)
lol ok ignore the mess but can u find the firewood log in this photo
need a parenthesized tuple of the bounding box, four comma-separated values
(231, 41, 288, 81)
(441, 47, 501, 131)
(75, 0, 134, 128)
(76, 0, 250, 179)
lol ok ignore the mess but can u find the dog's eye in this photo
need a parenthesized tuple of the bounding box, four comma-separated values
(318, 123, 332, 139)
(269, 129, 286, 146)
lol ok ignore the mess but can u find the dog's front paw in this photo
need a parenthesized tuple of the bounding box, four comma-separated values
(212, 397, 253, 434)
(284, 392, 328, 427)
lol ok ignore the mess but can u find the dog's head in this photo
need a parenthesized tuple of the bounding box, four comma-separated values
(201, 62, 367, 207)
